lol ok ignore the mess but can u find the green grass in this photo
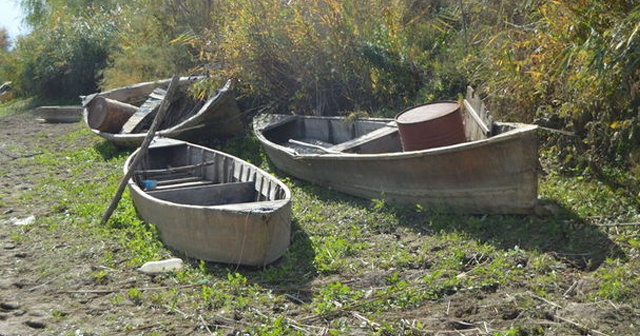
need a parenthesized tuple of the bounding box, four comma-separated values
(2, 104, 639, 335)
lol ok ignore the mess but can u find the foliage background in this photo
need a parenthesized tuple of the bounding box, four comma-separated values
(0, 0, 639, 176)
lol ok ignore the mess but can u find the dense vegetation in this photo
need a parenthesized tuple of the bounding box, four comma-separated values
(1, 0, 638, 177)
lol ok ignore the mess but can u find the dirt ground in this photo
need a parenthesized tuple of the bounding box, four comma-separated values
(1, 112, 88, 336)
(1, 111, 639, 335)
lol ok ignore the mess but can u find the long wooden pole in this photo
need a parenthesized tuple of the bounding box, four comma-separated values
(100, 75, 181, 226)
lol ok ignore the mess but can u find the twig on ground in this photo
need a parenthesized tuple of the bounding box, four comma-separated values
(28, 276, 59, 292)
(352, 311, 381, 330)
(198, 315, 214, 335)
(526, 291, 562, 308)
(549, 313, 611, 336)
(165, 305, 190, 318)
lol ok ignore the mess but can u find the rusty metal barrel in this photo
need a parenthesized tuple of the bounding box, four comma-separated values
(395, 101, 466, 151)
(86, 96, 137, 133)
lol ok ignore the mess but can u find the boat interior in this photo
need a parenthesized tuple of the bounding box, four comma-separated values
(262, 116, 403, 154)
(132, 142, 287, 206)
(261, 108, 506, 155)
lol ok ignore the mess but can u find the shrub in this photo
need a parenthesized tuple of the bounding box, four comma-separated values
(469, 0, 640, 172)
(184, 0, 468, 116)
(10, 5, 116, 101)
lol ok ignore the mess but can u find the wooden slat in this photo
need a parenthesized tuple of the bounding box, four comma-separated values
(288, 139, 342, 154)
(255, 176, 264, 201)
(463, 86, 493, 140)
(135, 160, 217, 175)
(121, 88, 166, 134)
(153, 179, 214, 190)
(329, 124, 398, 152)
(463, 99, 491, 135)
(154, 176, 202, 186)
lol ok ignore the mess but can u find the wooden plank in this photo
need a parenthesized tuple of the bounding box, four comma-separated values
(147, 181, 256, 205)
(154, 176, 202, 186)
(153, 180, 214, 191)
(135, 160, 216, 175)
(121, 88, 166, 134)
(329, 124, 398, 152)
(463, 86, 493, 140)
(463, 99, 491, 135)
(288, 139, 342, 154)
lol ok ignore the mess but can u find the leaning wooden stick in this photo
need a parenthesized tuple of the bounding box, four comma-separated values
(100, 75, 181, 226)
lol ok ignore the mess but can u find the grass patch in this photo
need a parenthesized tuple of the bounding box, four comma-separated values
(1, 109, 638, 335)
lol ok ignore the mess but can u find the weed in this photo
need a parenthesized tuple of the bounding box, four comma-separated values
(127, 288, 143, 305)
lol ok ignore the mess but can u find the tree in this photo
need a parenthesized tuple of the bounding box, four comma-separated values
(0, 28, 9, 51)
(10, 1, 118, 101)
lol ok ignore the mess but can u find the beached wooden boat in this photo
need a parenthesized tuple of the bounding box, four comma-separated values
(0, 81, 12, 103)
(124, 138, 292, 266)
(83, 77, 244, 147)
(34, 105, 83, 123)
(253, 88, 538, 214)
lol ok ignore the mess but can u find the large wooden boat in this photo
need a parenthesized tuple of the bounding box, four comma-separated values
(83, 77, 244, 147)
(124, 138, 292, 266)
(253, 88, 538, 214)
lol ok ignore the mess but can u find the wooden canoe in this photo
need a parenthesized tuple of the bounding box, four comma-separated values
(34, 105, 83, 123)
(83, 77, 244, 147)
(253, 88, 539, 214)
(124, 138, 292, 266)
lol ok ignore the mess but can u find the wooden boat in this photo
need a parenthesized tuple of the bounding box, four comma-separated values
(82, 77, 244, 147)
(253, 88, 538, 214)
(0, 81, 12, 103)
(124, 138, 292, 266)
(34, 105, 83, 123)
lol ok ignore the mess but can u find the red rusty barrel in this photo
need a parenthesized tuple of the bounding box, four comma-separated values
(86, 96, 137, 133)
(395, 101, 466, 151)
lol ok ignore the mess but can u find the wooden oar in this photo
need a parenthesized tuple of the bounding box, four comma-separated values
(100, 75, 180, 226)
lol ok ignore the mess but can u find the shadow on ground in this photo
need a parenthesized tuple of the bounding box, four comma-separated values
(387, 198, 626, 271)
(180, 219, 317, 304)
(282, 175, 626, 273)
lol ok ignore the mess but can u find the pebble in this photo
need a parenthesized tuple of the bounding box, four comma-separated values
(24, 319, 47, 329)
(0, 278, 14, 289)
(0, 301, 20, 310)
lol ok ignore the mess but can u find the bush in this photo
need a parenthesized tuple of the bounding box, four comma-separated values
(99, 0, 207, 89)
(185, 0, 468, 116)
(10, 5, 116, 101)
(468, 0, 640, 172)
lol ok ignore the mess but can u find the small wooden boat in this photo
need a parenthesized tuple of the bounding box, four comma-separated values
(34, 105, 83, 123)
(0, 81, 13, 103)
(83, 77, 244, 147)
(253, 88, 539, 214)
(124, 138, 292, 266)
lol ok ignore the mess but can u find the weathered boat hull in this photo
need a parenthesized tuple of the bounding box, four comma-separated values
(84, 77, 244, 147)
(35, 105, 83, 123)
(253, 109, 538, 214)
(125, 138, 292, 266)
